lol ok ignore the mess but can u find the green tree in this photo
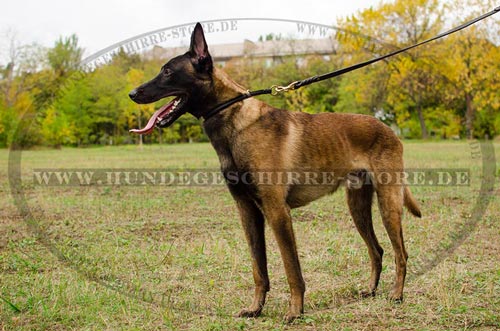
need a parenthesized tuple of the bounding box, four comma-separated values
(47, 34, 83, 77)
(333, 63, 389, 115)
(41, 107, 73, 147)
(52, 72, 94, 145)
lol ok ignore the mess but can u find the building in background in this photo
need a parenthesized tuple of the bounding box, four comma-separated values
(146, 37, 338, 67)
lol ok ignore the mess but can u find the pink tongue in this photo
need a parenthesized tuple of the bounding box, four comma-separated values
(129, 103, 170, 135)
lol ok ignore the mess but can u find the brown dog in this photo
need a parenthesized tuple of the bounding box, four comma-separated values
(129, 23, 421, 322)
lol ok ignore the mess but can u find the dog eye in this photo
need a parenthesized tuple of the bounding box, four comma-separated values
(162, 68, 172, 77)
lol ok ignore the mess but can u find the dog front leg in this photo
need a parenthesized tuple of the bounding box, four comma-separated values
(263, 202, 305, 322)
(235, 198, 269, 318)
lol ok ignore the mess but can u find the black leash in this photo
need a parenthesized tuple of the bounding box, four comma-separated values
(203, 6, 500, 120)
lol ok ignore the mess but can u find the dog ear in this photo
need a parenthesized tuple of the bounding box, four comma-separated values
(189, 23, 213, 72)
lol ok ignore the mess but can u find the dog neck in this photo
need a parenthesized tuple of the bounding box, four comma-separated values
(202, 67, 271, 147)
(206, 68, 270, 120)
(212, 67, 248, 97)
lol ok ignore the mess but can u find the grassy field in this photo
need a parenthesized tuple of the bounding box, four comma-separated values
(1, 141, 499, 330)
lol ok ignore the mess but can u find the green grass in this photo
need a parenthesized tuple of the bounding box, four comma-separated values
(1, 141, 499, 330)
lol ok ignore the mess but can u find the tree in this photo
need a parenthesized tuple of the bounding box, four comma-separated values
(0, 30, 46, 147)
(41, 107, 73, 147)
(333, 63, 389, 115)
(124, 68, 154, 146)
(52, 72, 93, 145)
(336, 0, 500, 139)
(438, 0, 500, 139)
(47, 34, 83, 78)
(336, 0, 445, 138)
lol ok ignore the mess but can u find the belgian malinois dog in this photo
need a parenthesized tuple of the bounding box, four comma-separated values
(129, 23, 421, 322)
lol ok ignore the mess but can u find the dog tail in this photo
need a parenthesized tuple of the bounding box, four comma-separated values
(404, 186, 421, 218)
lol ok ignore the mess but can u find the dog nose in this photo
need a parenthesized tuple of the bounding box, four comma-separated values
(129, 89, 138, 100)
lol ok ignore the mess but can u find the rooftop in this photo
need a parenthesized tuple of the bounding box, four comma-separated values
(146, 37, 338, 61)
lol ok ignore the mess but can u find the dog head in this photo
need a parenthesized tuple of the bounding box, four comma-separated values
(129, 23, 214, 134)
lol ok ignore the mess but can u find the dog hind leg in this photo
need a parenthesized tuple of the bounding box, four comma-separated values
(376, 184, 408, 302)
(346, 172, 384, 297)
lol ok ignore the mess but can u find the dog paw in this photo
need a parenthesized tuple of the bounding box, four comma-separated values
(388, 292, 404, 303)
(236, 308, 262, 318)
(360, 290, 376, 298)
(284, 312, 301, 324)
(283, 305, 304, 324)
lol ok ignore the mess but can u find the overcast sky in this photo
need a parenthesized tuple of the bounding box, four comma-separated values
(1, 0, 381, 59)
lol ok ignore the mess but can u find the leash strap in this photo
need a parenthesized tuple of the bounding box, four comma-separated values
(203, 6, 500, 120)
(203, 89, 272, 119)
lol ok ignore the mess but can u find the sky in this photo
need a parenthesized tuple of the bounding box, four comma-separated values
(0, 0, 381, 60)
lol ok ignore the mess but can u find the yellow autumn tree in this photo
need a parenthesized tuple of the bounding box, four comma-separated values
(336, 0, 445, 138)
(125, 68, 155, 145)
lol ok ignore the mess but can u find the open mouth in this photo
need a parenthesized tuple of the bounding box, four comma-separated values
(129, 96, 186, 135)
